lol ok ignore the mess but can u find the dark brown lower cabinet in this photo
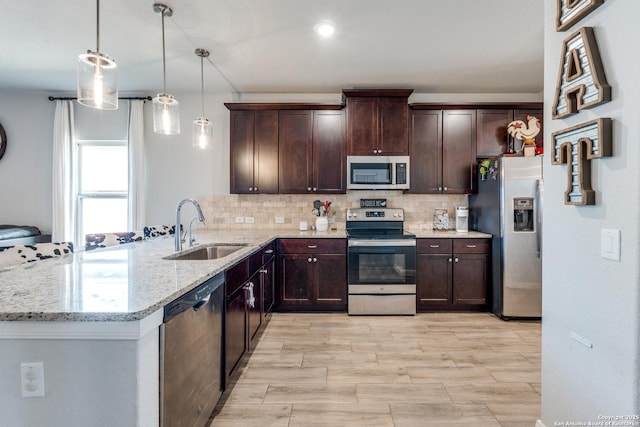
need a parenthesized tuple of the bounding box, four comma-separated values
(276, 239, 347, 311)
(224, 282, 247, 381)
(224, 241, 275, 384)
(417, 238, 490, 311)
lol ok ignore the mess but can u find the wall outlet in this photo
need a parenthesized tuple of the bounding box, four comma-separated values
(275, 216, 285, 224)
(235, 216, 244, 223)
(21, 362, 45, 397)
(244, 216, 255, 224)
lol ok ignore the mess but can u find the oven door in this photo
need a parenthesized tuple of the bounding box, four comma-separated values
(347, 239, 416, 285)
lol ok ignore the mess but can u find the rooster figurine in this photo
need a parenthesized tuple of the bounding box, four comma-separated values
(507, 115, 541, 150)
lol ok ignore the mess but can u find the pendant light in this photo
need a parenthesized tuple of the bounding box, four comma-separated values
(152, 3, 180, 135)
(77, 0, 118, 110)
(193, 48, 213, 149)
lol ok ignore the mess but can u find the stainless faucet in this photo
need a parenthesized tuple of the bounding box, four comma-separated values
(175, 198, 206, 251)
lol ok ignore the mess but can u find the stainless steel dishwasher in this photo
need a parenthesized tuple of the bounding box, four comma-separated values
(160, 273, 224, 427)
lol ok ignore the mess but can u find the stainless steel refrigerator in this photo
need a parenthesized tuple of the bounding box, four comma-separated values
(469, 156, 542, 318)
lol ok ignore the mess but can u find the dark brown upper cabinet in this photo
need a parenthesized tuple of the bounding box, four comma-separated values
(409, 106, 476, 194)
(278, 110, 346, 194)
(343, 89, 413, 156)
(227, 109, 279, 194)
(476, 104, 543, 158)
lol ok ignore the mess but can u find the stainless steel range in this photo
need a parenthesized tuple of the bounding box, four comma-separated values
(346, 207, 416, 315)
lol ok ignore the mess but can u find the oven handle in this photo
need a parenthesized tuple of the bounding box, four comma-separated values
(348, 239, 416, 247)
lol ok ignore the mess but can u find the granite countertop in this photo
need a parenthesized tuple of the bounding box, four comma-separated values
(409, 230, 491, 238)
(0, 228, 344, 322)
(0, 227, 488, 323)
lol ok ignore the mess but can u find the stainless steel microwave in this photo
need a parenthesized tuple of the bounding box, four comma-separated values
(347, 155, 410, 190)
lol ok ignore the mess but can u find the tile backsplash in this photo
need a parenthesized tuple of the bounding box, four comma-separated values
(199, 191, 467, 231)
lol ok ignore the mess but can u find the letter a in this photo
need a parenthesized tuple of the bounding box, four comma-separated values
(552, 27, 611, 120)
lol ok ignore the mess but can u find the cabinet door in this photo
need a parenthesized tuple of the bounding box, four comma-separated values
(279, 111, 313, 193)
(409, 109, 442, 193)
(476, 109, 513, 158)
(254, 110, 279, 193)
(229, 111, 255, 194)
(416, 253, 452, 310)
(313, 110, 346, 193)
(453, 253, 488, 305)
(278, 253, 313, 306)
(225, 287, 246, 379)
(346, 97, 378, 155)
(314, 253, 347, 309)
(247, 276, 261, 348)
(262, 257, 275, 314)
(442, 110, 476, 194)
(379, 97, 409, 155)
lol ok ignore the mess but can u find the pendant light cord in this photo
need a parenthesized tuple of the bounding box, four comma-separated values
(200, 55, 205, 116)
(96, 0, 100, 52)
(161, 7, 167, 93)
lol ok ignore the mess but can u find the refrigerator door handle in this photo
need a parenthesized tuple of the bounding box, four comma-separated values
(535, 179, 543, 258)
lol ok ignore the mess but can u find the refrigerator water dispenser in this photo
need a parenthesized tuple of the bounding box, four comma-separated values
(513, 198, 534, 232)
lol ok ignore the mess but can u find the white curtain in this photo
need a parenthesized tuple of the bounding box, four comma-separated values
(52, 100, 76, 243)
(128, 100, 145, 230)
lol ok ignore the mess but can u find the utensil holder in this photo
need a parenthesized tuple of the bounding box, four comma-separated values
(316, 216, 329, 232)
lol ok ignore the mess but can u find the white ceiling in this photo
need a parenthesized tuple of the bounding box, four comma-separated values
(0, 0, 544, 95)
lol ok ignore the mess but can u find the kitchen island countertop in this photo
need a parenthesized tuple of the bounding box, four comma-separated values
(0, 229, 346, 323)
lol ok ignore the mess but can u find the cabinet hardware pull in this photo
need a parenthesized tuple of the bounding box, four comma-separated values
(307, 245, 318, 249)
(313, 258, 317, 263)
(259, 269, 268, 274)
(313, 187, 317, 192)
(264, 249, 274, 254)
(443, 186, 448, 192)
(455, 257, 459, 263)
(438, 187, 443, 192)
(307, 187, 312, 191)
(466, 244, 477, 248)
(308, 257, 313, 262)
(448, 257, 452, 263)
(429, 244, 440, 248)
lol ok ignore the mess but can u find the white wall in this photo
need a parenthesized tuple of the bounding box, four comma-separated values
(142, 91, 233, 226)
(0, 92, 55, 233)
(541, 0, 640, 424)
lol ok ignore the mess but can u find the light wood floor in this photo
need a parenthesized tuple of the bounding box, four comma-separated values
(210, 312, 541, 427)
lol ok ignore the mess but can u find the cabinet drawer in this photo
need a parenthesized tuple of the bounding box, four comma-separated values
(417, 238, 452, 254)
(278, 238, 346, 254)
(249, 241, 275, 274)
(453, 239, 490, 254)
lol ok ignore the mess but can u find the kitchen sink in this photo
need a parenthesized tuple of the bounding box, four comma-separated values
(164, 244, 247, 261)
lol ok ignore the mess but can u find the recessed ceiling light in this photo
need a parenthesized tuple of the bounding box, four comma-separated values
(315, 21, 336, 37)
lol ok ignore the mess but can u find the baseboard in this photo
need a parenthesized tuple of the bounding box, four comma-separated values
(536, 420, 547, 427)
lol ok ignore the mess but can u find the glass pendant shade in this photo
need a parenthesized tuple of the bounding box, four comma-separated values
(77, 52, 118, 110)
(77, 0, 117, 110)
(153, 93, 180, 135)
(192, 117, 213, 149)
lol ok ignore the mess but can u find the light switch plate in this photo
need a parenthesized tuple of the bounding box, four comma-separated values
(600, 228, 621, 261)
(275, 216, 285, 224)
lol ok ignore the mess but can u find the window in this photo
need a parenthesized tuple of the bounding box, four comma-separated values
(76, 140, 128, 244)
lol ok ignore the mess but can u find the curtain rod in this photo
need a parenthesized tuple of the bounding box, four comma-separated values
(48, 96, 152, 101)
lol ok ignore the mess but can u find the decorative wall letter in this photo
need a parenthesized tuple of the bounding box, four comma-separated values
(553, 27, 611, 119)
(556, 0, 604, 32)
(551, 118, 611, 205)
